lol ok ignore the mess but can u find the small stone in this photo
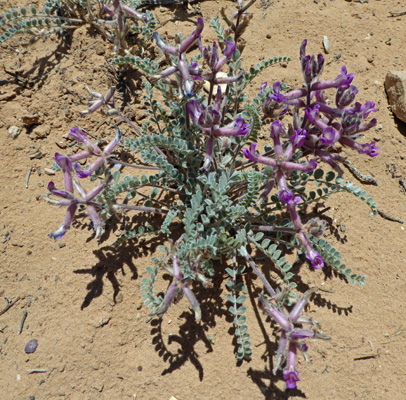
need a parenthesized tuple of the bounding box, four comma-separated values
(44, 168, 55, 175)
(266, 34, 272, 39)
(375, 124, 383, 132)
(22, 114, 41, 126)
(94, 43, 105, 56)
(56, 140, 67, 149)
(33, 125, 49, 139)
(8, 126, 21, 139)
(323, 36, 330, 54)
(58, 242, 66, 248)
(385, 71, 406, 122)
(24, 339, 38, 354)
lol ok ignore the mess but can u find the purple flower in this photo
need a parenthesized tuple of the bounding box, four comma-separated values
(270, 81, 287, 103)
(223, 40, 236, 59)
(319, 126, 339, 147)
(122, 4, 149, 22)
(152, 32, 178, 56)
(278, 190, 301, 205)
(179, 17, 204, 54)
(289, 128, 307, 148)
(258, 288, 327, 389)
(354, 101, 376, 119)
(358, 141, 379, 157)
(47, 181, 70, 198)
(48, 178, 106, 240)
(54, 153, 73, 193)
(69, 128, 101, 155)
(283, 369, 300, 389)
(270, 120, 284, 139)
(198, 39, 218, 70)
(69, 127, 88, 142)
(336, 85, 358, 108)
(305, 249, 324, 269)
(242, 143, 258, 163)
(233, 117, 250, 136)
(182, 283, 201, 322)
(187, 100, 221, 130)
(48, 204, 78, 240)
(186, 100, 202, 123)
(200, 39, 236, 73)
(213, 117, 250, 137)
(103, 4, 115, 16)
(54, 153, 72, 171)
(178, 59, 194, 97)
(336, 65, 354, 87)
(304, 104, 320, 124)
(213, 41, 236, 72)
(290, 329, 315, 340)
(148, 254, 201, 321)
(299, 39, 324, 84)
(74, 163, 92, 178)
(304, 158, 318, 172)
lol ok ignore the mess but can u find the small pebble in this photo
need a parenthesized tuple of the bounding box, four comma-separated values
(8, 126, 21, 139)
(44, 168, 55, 176)
(24, 339, 38, 354)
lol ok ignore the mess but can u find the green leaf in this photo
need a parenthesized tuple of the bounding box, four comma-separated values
(254, 232, 264, 241)
(225, 268, 235, 278)
(282, 263, 292, 273)
(236, 295, 247, 304)
(326, 171, 335, 182)
(226, 294, 234, 303)
(314, 169, 324, 179)
(284, 272, 294, 280)
(237, 306, 247, 315)
(229, 306, 237, 315)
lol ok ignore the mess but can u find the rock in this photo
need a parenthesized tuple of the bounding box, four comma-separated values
(8, 126, 21, 139)
(44, 168, 55, 175)
(24, 339, 38, 354)
(385, 71, 406, 122)
(22, 113, 42, 126)
(33, 125, 49, 138)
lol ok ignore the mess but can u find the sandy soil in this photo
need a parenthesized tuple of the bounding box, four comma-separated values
(1, 0, 406, 399)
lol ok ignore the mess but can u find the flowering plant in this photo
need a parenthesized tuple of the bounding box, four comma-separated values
(37, 0, 379, 390)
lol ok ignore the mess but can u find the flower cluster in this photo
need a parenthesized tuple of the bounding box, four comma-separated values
(259, 289, 330, 389)
(47, 128, 121, 240)
(152, 17, 243, 99)
(268, 39, 378, 175)
(243, 120, 323, 269)
(148, 251, 203, 322)
(187, 86, 250, 170)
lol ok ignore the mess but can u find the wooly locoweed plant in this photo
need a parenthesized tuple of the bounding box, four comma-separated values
(38, 0, 380, 390)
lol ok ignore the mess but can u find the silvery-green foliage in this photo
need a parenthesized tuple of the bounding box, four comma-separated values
(40, 0, 381, 378)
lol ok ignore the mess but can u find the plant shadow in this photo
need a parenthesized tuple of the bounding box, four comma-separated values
(73, 226, 164, 309)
